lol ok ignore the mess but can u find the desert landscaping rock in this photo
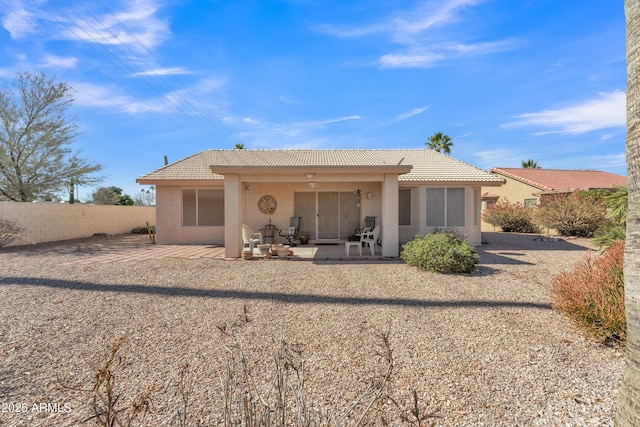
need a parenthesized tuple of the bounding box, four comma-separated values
(0, 233, 623, 426)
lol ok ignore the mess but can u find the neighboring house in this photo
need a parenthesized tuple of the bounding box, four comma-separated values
(137, 149, 504, 258)
(482, 168, 628, 209)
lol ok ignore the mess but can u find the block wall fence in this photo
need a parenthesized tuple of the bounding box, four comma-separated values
(0, 202, 156, 246)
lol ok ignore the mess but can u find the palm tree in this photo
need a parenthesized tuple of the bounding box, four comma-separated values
(234, 143, 245, 149)
(426, 132, 453, 154)
(521, 159, 540, 169)
(616, 1, 640, 424)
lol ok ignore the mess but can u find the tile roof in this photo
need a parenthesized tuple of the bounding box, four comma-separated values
(490, 168, 627, 192)
(137, 149, 504, 184)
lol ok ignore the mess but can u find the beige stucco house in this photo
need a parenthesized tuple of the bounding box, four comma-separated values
(482, 168, 628, 209)
(137, 149, 504, 258)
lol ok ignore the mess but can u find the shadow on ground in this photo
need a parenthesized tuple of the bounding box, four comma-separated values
(0, 276, 551, 311)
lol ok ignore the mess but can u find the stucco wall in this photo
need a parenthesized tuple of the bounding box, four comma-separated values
(155, 185, 225, 245)
(156, 181, 383, 245)
(482, 176, 540, 207)
(156, 182, 485, 247)
(398, 185, 483, 246)
(0, 202, 155, 246)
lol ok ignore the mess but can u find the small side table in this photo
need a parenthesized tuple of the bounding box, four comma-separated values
(261, 224, 277, 244)
(345, 240, 361, 256)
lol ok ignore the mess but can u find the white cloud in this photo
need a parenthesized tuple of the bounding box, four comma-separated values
(380, 50, 443, 68)
(392, 0, 485, 38)
(130, 67, 194, 77)
(40, 54, 78, 69)
(1, 7, 37, 39)
(393, 106, 429, 122)
(503, 90, 626, 135)
(1, 0, 169, 49)
(318, 0, 510, 69)
(72, 81, 159, 114)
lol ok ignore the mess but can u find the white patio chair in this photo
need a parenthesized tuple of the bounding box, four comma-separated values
(361, 225, 381, 256)
(242, 224, 262, 252)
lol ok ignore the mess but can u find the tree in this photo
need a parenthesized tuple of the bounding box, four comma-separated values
(234, 143, 245, 149)
(616, 1, 640, 424)
(521, 159, 540, 168)
(92, 186, 133, 205)
(426, 132, 453, 154)
(0, 72, 102, 201)
(135, 186, 155, 206)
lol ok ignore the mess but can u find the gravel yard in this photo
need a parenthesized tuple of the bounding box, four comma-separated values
(0, 232, 624, 426)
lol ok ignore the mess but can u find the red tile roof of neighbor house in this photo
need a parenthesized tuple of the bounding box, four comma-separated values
(490, 168, 627, 192)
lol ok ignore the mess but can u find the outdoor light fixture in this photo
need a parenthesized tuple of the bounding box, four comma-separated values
(307, 173, 316, 178)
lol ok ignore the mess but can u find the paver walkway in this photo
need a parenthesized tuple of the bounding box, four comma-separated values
(60, 243, 226, 265)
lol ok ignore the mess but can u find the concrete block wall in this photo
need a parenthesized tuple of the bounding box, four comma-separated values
(0, 202, 156, 246)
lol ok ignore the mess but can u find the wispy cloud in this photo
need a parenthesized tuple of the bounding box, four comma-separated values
(318, 0, 513, 68)
(502, 90, 626, 135)
(40, 54, 78, 69)
(1, 0, 169, 49)
(72, 81, 158, 114)
(1, 6, 37, 38)
(227, 115, 363, 140)
(130, 67, 194, 77)
(393, 106, 429, 122)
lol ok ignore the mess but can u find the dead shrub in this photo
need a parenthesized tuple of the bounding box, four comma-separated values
(0, 219, 32, 247)
(482, 200, 539, 233)
(550, 240, 626, 344)
(535, 192, 607, 237)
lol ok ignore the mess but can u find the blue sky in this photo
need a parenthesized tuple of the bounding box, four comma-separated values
(0, 0, 626, 200)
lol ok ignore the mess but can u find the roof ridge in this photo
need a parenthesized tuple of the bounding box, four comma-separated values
(490, 168, 551, 191)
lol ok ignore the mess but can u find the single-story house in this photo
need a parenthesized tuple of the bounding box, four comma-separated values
(137, 149, 504, 258)
(482, 168, 628, 209)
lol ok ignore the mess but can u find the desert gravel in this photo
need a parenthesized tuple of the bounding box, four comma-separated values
(0, 232, 624, 426)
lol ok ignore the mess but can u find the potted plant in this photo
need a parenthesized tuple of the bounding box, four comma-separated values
(299, 232, 309, 245)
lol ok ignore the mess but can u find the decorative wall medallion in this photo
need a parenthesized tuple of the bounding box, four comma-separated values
(258, 195, 277, 214)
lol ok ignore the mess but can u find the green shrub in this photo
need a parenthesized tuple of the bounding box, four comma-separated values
(401, 232, 479, 273)
(550, 240, 625, 344)
(482, 200, 540, 233)
(593, 186, 627, 248)
(534, 192, 607, 237)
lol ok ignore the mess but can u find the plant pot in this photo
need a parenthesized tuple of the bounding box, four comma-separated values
(300, 237, 309, 245)
(276, 245, 289, 258)
(258, 244, 271, 257)
(242, 251, 253, 260)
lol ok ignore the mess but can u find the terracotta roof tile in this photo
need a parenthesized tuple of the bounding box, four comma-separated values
(137, 149, 504, 184)
(490, 168, 627, 192)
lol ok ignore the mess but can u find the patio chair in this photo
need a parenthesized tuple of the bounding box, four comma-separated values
(279, 216, 301, 247)
(242, 224, 262, 252)
(350, 216, 376, 241)
(361, 225, 381, 256)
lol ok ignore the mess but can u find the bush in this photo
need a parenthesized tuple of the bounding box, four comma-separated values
(550, 240, 625, 344)
(401, 232, 479, 273)
(482, 200, 540, 233)
(0, 219, 31, 247)
(593, 186, 627, 248)
(534, 192, 607, 237)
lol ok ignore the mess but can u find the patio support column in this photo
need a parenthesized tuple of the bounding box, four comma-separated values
(417, 186, 427, 235)
(224, 174, 242, 258)
(381, 174, 400, 257)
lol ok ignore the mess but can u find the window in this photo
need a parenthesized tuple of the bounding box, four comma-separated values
(399, 188, 412, 226)
(426, 188, 465, 227)
(524, 198, 538, 209)
(182, 189, 224, 226)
